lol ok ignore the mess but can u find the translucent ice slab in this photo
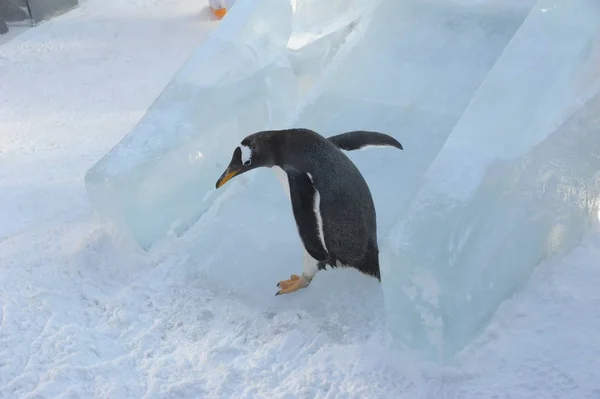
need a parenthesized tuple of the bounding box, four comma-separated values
(84, 0, 372, 249)
(84, 0, 600, 363)
(293, 0, 536, 240)
(380, 0, 600, 360)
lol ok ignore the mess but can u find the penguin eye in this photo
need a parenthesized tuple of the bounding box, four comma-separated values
(243, 160, 251, 166)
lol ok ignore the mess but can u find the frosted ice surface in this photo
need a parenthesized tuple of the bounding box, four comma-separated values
(84, 0, 369, 248)
(380, 0, 600, 360)
(84, 0, 600, 363)
(294, 0, 536, 235)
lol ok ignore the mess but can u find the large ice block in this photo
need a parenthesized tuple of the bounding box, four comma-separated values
(84, 0, 371, 249)
(85, 0, 600, 363)
(292, 0, 536, 241)
(380, 0, 600, 361)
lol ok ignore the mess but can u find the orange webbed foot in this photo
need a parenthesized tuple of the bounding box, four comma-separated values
(276, 274, 309, 296)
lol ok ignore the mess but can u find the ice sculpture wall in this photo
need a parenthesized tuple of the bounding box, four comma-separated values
(85, 0, 600, 362)
(292, 0, 536, 244)
(380, 0, 600, 360)
(84, 0, 371, 249)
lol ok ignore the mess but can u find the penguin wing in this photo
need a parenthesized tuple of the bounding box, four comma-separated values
(287, 171, 330, 262)
(327, 130, 403, 151)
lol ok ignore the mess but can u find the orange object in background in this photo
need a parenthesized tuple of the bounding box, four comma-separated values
(212, 7, 227, 20)
(209, 0, 236, 20)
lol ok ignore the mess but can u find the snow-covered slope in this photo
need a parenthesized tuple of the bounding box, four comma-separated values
(1, 0, 599, 398)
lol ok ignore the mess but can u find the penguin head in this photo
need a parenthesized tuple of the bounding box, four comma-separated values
(215, 134, 274, 189)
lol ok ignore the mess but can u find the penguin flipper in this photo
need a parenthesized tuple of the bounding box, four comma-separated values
(328, 130, 403, 151)
(287, 171, 330, 263)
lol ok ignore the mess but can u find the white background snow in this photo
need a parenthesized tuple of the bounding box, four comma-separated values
(1, 0, 599, 398)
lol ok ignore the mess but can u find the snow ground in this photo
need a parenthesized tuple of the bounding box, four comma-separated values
(1, 0, 599, 398)
(0, 26, 30, 47)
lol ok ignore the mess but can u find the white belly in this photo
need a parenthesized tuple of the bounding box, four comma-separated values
(272, 166, 290, 199)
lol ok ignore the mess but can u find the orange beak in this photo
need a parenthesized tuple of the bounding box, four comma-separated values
(215, 168, 240, 189)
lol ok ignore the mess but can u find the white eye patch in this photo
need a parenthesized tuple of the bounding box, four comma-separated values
(240, 144, 252, 165)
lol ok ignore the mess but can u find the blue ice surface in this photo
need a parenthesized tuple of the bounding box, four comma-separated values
(85, 0, 600, 362)
(84, 0, 369, 249)
(378, 0, 600, 361)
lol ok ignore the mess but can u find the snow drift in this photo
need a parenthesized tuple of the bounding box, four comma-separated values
(85, 0, 600, 360)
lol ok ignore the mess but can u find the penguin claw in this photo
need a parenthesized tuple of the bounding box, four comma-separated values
(275, 274, 307, 296)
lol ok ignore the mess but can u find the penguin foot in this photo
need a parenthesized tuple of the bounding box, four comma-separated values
(276, 274, 309, 296)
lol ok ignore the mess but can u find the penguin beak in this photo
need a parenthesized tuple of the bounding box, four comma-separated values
(215, 167, 241, 189)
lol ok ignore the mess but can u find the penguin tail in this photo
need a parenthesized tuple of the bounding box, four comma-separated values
(327, 130, 403, 152)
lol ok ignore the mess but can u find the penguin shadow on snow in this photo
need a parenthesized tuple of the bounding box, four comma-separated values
(185, 129, 402, 335)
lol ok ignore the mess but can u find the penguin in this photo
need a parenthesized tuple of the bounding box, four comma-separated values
(215, 128, 403, 296)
